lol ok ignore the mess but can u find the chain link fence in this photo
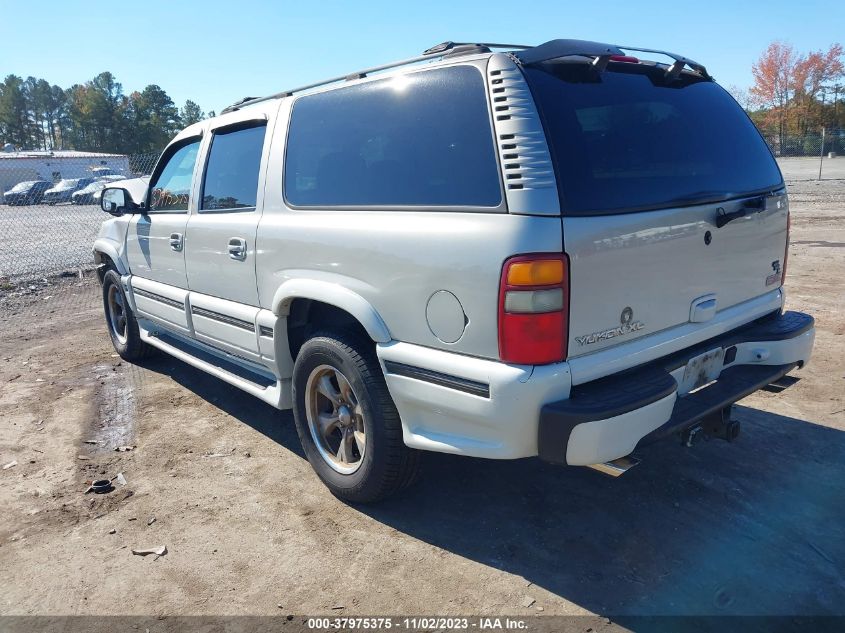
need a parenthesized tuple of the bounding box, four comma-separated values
(0, 152, 158, 287)
(763, 129, 845, 158)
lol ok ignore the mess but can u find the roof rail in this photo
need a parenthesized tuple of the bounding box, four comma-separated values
(513, 39, 711, 80)
(221, 41, 530, 114)
(220, 38, 709, 114)
(422, 41, 530, 55)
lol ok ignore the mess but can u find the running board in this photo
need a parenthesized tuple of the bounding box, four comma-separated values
(140, 327, 290, 409)
(587, 455, 641, 477)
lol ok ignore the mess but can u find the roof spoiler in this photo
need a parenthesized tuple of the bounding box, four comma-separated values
(514, 39, 711, 80)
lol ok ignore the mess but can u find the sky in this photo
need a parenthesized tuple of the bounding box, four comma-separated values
(1, 0, 843, 115)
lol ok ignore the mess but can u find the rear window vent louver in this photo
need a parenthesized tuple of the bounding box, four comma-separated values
(486, 54, 560, 216)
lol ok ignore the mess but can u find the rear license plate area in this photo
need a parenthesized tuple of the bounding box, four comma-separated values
(679, 347, 725, 395)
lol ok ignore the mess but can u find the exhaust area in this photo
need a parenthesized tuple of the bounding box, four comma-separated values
(587, 455, 641, 477)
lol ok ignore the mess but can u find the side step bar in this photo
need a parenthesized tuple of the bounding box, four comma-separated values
(140, 326, 289, 409)
(587, 455, 641, 477)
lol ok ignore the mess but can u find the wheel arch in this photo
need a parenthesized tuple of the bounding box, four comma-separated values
(271, 280, 391, 344)
(270, 280, 391, 374)
(92, 239, 128, 279)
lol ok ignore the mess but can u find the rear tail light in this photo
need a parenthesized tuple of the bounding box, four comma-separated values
(498, 254, 569, 365)
(782, 210, 790, 285)
(609, 54, 640, 63)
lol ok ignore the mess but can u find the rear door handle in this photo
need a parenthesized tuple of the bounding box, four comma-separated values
(690, 294, 717, 323)
(169, 233, 183, 251)
(228, 237, 247, 261)
(716, 196, 769, 228)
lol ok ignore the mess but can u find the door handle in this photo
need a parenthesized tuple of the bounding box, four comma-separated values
(169, 233, 183, 251)
(228, 237, 247, 261)
(690, 294, 717, 323)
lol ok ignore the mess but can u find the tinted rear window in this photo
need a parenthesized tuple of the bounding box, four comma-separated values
(284, 65, 501, 209)
(524, 62, 783, 215)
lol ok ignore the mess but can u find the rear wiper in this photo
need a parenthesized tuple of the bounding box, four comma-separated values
(661, 190, 733, 207)
(716, 196, 767, 228)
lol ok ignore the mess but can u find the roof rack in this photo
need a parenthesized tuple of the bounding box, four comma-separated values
(422, 41, 530, 55)
(221, 41, 530, 113)
(221, 38, 710, 114)
(513, 39, 711, 80)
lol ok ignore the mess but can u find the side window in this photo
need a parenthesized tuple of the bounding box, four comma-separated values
(284, 65, 501, 208)
(200, 123, 267, 211)
(148, 139, 201, 213)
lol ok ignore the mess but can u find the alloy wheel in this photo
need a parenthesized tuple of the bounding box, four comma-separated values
(304, 364, 367, 474)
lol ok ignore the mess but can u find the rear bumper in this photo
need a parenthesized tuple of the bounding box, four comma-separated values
(538, 311, 815, 465)
(377, 310, 813, 464)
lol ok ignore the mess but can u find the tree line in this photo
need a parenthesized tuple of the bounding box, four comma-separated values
(3, 47, 842, 159)
(0, 71, 212, 155)
(738, 42, 844, 147)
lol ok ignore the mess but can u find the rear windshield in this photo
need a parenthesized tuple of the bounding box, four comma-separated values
(524, 62, 783, 215)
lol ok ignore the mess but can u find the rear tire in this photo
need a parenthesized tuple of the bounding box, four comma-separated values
(292, 331, 420, 503)
(101, 269, 154, 361)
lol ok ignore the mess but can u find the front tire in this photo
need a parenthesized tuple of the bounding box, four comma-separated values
(101, 269, 153, 361)
(292, 331, 420, 503)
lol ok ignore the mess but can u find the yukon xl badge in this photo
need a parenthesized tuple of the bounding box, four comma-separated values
(575, 307, 645, 346)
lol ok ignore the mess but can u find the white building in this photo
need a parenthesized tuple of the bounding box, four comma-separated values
(0, 148, 131, 202)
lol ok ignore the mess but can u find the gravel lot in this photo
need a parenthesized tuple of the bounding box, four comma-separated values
(779, 156, 845, 181)
(0, 163, 843, 622)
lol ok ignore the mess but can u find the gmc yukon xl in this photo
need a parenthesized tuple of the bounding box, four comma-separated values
(94, 39, 815, 502)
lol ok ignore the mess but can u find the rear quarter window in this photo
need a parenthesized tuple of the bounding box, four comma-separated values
(284, 65, 502, 209)
(524, 62, 783, 215)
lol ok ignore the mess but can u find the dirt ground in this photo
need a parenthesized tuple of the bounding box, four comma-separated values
(0, 176, 843, 622)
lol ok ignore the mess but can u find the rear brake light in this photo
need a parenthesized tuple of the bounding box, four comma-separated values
(782, 210, 790, 285)
(498, 254, 569, 365)
(609, 55, 639, 63)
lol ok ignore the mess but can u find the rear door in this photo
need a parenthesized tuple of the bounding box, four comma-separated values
(184, 106, 274, 360)
(523, 60, 787, 362)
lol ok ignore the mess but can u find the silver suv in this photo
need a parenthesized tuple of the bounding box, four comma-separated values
(94, 40, 815, 502)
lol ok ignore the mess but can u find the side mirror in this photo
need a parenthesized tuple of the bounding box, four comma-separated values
(101, 187, 136, 216)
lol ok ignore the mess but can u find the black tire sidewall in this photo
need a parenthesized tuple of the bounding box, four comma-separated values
(101, 269, 142, 360)
(292, 335, 392, 500)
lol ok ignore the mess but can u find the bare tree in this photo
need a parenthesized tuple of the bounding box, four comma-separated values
(726, 84, 752, 112)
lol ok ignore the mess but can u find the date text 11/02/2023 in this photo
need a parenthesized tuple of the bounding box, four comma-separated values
(305, 617, 529, 630)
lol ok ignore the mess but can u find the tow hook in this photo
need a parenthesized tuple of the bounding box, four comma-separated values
(682, 425, 704, 447)
(682, 406, 742, 446)
(704, 407, 741, 442)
